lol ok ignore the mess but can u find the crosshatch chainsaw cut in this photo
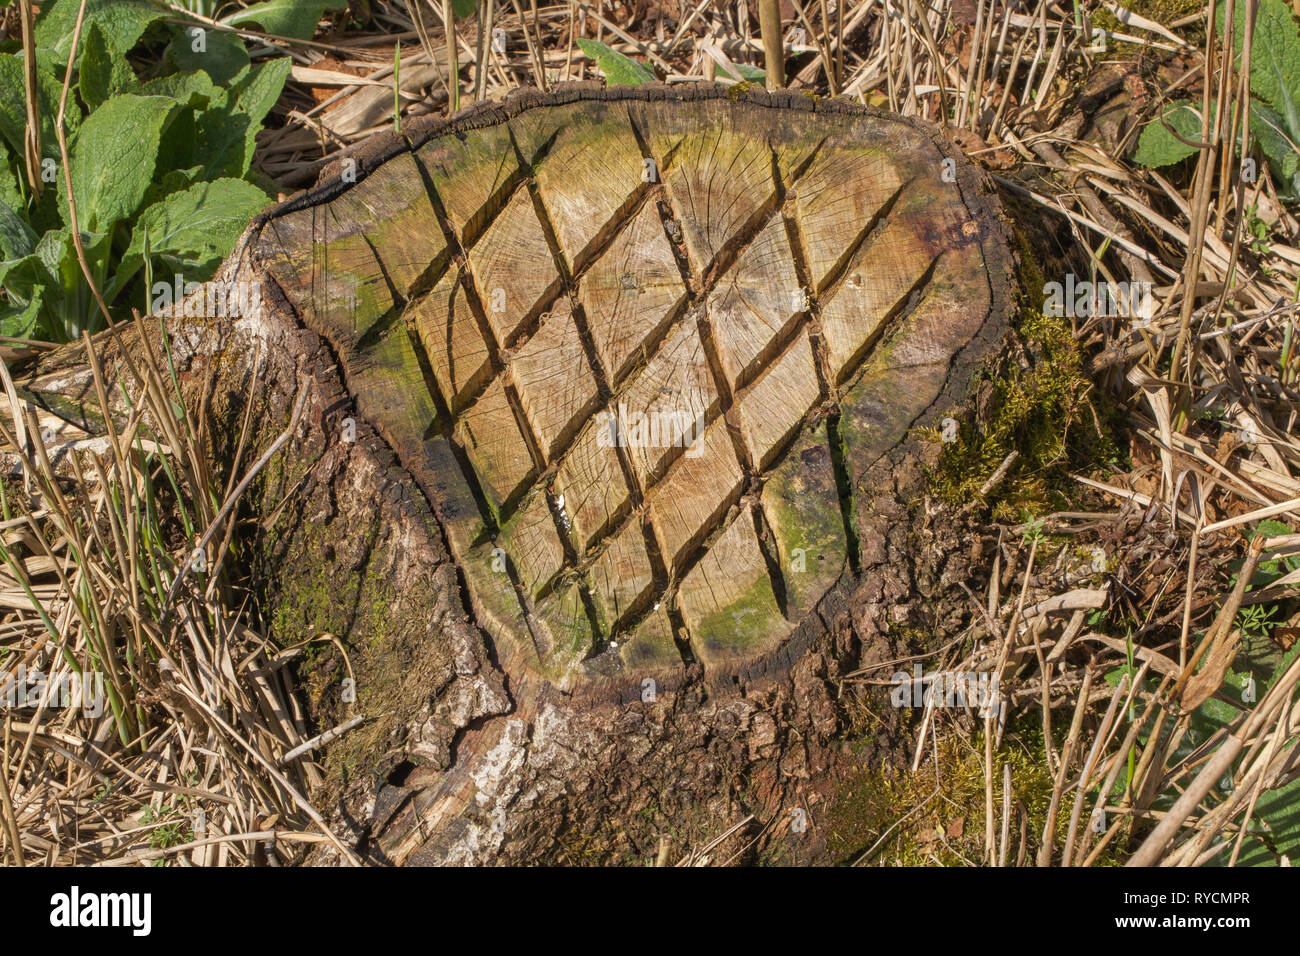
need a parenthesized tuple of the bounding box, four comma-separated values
(252, 85, 1012, 698)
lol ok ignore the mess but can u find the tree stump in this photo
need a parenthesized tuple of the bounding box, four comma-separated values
(23, 84, 1017, 864)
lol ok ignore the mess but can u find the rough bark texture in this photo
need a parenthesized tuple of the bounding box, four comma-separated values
(21, 84, 1017, 865)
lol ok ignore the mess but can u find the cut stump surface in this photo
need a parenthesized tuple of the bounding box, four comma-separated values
(252, 86, 1013, 698)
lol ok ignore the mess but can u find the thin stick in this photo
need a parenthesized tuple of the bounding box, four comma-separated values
(758, 0, 785, 89)
(54, 0, 114, 332)
(18, 0, 41, 195)
(277, 715, 365, 766)
(0, 718, 25, 866)
(444, 0, 460, 114)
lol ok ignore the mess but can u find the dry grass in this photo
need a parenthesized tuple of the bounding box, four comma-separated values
(1, 0, 1298, 865)
(0, 317, 359, 865)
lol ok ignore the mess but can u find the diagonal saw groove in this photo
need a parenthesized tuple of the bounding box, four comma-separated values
(813, 177, 913, 300)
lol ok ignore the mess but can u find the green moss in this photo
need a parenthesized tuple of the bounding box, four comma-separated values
(1094, 0, 1206, 50)
(620, 609, 680, 669)
(533, 581, 596, 677)
(265, 522, 391, 651)
(925, 231, 1125, 521)
(762, 424, 848, 613)
(253, 502, 432, 791)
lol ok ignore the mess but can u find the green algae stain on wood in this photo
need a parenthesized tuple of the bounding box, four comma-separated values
(761, 422, 847, 616)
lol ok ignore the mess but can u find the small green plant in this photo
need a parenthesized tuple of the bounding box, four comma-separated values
(1244, 203, 1274, 258)
(577, 38, 764, 87)
(1236, 601, 1279, 637)
(1021, 515, 1047, 545)
(1228, 518, 1297, 640)
(0, 0, 352, 341)
(1131, 0, 1300, 198)
(139, 803, 191, 864)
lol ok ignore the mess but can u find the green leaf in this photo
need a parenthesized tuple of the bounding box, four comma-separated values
(716, 62, 766, 83)
(0, 203, 120, 340)
(1252, 518, 1295, 540)
(1251, 101, 1300, 196)
(229, 58, 292, 129)
(1131, 100, 1203, 168)
(222, 0, 349, 41)
(34, 0, 164, 67)
(151, 108, 202, 183)
(0, 241, 63, 340)
(140, 70, 222, 110)
(1222, 0, 1300, 133)
(0, 285, 48, 339)
(452, 0, 478, 17)
(193, 107, 254, 181)
(183, 59, 290, 181)
(122, 178, 270, 283)
(576, 39, 656, 86)
(0, 250, 56, 301)
(154, 167, 206, 199)
(0, 161, 22, 214)
(167, 24, 250, 86)
(0, 58, 29, 156)
(1121, 630, 1300, 867)
(34, 227, 107, 292)
(63, 94, 180, 233)
(0, 54, 82, 163)
(79, 21, 135, 112)
(0, 199, 36, 261)
(1232, 773, 1300, 866)
(35, 227, 113, 336)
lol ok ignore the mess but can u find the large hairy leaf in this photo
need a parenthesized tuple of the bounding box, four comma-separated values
(35, 0, 164, 66)
(1131, 100, 1203, 168)
(62, 94, 179, 233)
(0, 199, 36, 261)
(229, 58, 293, 130)
(140, 70, 223, 110)
(121, 178, 270, 283)
(79, 21, 135, 112)
(0, 54, 82, 162)
(222, 0, 349, 41)
(1252, 101, 1300, 195)
(190, 60, 291, 180)
(1222, 0, 1300, 131)
(167, 25, 251, 86)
